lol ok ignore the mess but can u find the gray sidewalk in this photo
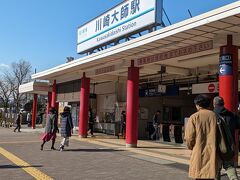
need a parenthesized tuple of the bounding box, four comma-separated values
(0, 127, 191, 180)
(0, 126, 233, 179)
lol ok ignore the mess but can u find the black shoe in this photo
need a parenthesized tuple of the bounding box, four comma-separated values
(51, 147, 56, 150)
(40, 144, 43, 151)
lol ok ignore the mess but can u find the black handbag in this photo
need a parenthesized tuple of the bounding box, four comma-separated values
(216, 114, 235, 161)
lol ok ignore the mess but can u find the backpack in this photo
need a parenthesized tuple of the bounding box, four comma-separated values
(216, 114, 235, 161)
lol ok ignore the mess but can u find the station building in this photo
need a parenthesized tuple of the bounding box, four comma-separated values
(19, 1, 240, 148)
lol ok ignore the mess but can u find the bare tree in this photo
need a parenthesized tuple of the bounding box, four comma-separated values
(4, 60, 32, 111)
(0, 77, 14, 125)
(0, 77, 13, 113)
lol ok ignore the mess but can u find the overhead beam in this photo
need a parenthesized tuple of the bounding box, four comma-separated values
(165, 66, 190, 76)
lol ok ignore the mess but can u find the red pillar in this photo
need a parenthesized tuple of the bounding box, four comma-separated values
(32, 94, 37, 129)
(79, 73, 90, 138)
(219, 34, 238, 163)
(126, 60, 139, 148)
(46, 92, 52, 114)
(51, 80, 57, 108)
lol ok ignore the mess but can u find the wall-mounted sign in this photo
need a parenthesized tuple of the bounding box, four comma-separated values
(95, 65, 115, 75)
(77, 0, 162, 54)
(139, 85, 179, 97)
(192, 82, 219, 94)
(192, 81, 240, 94)
(219, 54, 233, 76)
(137, 41, 213, 66)
(158, 84, 166, 93)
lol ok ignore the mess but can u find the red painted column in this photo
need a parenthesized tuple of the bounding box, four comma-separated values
(79, 73, 90, 138)
(32, 94, 37, 129)
(126, 60, 139, 148)
(219, 35, 238, 163)
(46, 92, 52, 114)
(51, 80, 57, 108)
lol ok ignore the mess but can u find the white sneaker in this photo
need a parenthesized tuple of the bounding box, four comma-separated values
(59, 145, 64, 152)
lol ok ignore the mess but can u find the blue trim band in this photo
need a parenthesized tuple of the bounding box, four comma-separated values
(78, 7, 155, 45)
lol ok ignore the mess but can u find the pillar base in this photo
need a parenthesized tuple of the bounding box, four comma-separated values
(126, 143, 137, 148)
(79, 135, 87, 138)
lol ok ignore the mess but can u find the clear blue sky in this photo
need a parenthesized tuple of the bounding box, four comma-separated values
(0, 0, 237, 74)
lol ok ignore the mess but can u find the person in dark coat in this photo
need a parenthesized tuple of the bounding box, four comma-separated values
(41, 107, 58, 150)
(88, 108, 94, 137)
(213, 96, 240, 180)
(120, 111, 126, 138)
(59, 106, 73, 151)
(14, 110, 23, 132)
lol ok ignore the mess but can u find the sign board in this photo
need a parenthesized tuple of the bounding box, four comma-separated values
(219, 54, 233, 76)
(158, 84, 166, 93)
(77, 0, 162, 53)
(192, 82, 219, 94)
(192, 81, 240, 94)
(137, 41, 213, 65)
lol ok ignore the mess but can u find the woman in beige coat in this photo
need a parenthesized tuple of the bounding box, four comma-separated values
(185, 94, 220, 179)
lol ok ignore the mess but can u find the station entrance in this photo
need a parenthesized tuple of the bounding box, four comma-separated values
(19, 2, 240, 150)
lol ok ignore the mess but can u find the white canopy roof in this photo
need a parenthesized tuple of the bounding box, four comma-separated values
(32, 1, 240, 84)
(19, 81, 51, 95)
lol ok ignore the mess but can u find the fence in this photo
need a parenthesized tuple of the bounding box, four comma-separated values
(0, 112, 17, 128)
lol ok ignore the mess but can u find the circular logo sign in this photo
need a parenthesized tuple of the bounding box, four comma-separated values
(208, 83, 215, 93)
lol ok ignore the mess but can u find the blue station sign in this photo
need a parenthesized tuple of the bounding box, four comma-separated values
(219, 54, 233, 76)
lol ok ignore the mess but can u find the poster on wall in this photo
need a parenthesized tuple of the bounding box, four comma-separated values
(103, 94, 116, 110)
(140, 107, 148, 119)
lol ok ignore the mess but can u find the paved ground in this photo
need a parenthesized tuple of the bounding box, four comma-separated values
(0, 126, 234, 180)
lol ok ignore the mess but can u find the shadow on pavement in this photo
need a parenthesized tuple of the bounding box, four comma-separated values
(0, 165, 42, 169)
(63, 148, 124, 152)
(166, 163, 189, 171)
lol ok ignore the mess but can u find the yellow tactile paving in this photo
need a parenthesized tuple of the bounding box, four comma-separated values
(0, 147, 53, 180)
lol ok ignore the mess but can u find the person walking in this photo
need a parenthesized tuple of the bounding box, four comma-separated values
(26, 112, 32, 127)
(120, 111, 126, 138)
(14, 110, 23, 132)
(185, 94, 221, 180)
(59, 106, 73, 151)
(213, 96, 240, 180)
(40, 107, 58, 151)
(150, 110, 161, 140)
(88, 108, 94, 137)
